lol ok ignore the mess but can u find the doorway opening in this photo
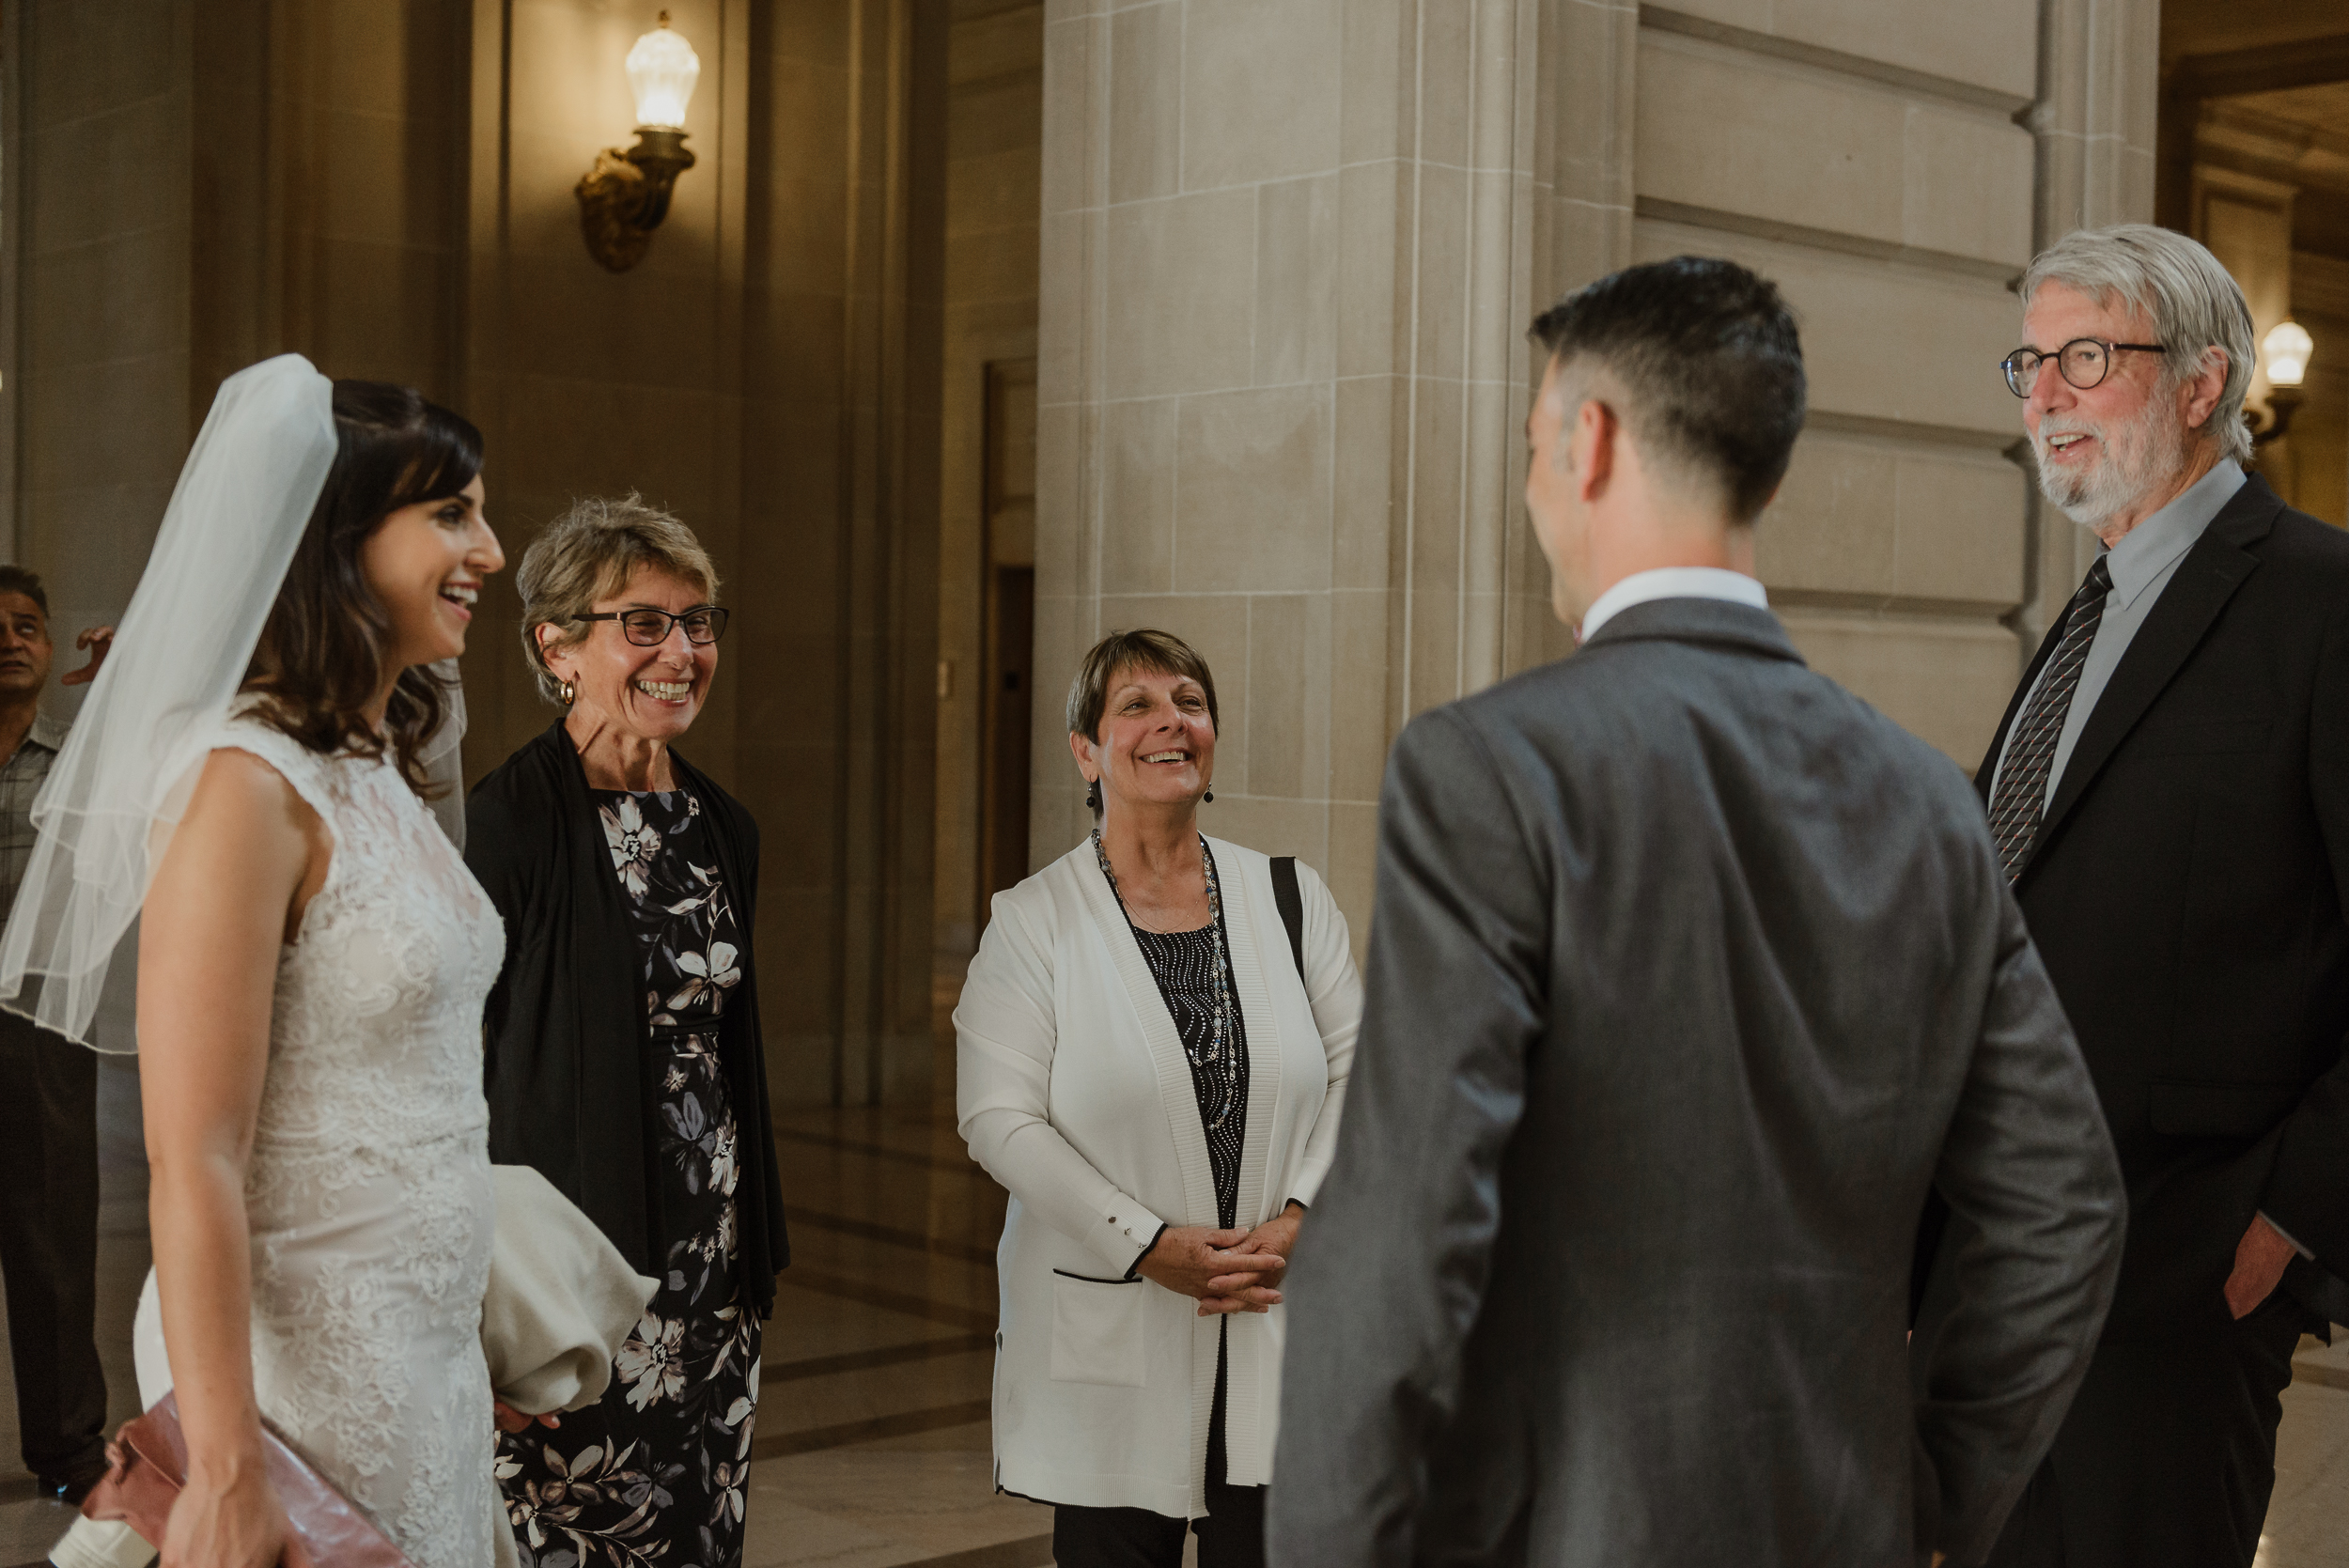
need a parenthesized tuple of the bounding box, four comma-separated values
(2158, 11, 2349, 524)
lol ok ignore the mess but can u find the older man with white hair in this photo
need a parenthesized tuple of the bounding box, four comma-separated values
(1912, 224, 2349, 1567)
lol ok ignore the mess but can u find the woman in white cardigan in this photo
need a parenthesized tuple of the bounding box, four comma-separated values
(956, 629, 1361, 1568)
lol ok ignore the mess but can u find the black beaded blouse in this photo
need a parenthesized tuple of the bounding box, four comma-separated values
(1094, 832, 1248, 1229)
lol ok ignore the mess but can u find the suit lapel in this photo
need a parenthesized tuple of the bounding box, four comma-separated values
(1977, 616, 2067, 802)
(2018, 481, 2281, 882)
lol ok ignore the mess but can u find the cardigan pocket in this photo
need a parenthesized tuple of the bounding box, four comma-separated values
(1049, 1272, 1147, 1387)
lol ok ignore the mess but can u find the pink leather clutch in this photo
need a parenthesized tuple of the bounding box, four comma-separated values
(81, 1391, 419, 1568)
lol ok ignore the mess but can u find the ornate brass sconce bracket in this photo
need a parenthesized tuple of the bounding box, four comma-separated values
(2249, 388, 2302, 449)
(576, 129, 696, 273)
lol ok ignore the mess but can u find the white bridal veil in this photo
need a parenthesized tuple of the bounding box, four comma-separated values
(0, 355, 337, 1048)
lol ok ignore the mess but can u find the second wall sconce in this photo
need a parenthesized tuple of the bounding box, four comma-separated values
(576, 12, 702, 272)
(2251, 319, 2314, 448)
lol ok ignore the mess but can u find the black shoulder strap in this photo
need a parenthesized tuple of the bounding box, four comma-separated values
(1271, 856, 1305, 980)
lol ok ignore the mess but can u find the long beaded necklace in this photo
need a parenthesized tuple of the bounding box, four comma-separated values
(1093, 830, 1242, 1131)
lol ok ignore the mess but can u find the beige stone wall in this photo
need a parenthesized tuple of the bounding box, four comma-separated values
(1562, 0, 2155, 758)
(1032, 0, 1557, 949)
(3, 0, 951, 1109)
(4, 0, 2173, 1078)
(2023, 0, 2165, 643)
(210, 0, 470, 402)
(459, 0, 949, 1106)
(1033, 0, 2160, 955)
(4, 0, 475, 682)
(458, 0, 750, 841)
(1628, 4, 2044, 762)
(7, 0, 195, 660)
(934, 0, 1044, 956)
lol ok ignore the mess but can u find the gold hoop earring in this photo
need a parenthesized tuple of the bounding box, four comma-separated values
(559, 679, 577, 706)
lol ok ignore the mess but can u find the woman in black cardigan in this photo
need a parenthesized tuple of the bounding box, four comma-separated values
(466, 494, 786, 1568)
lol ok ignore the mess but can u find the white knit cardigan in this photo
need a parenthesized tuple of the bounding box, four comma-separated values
(956, 836, 1361, 1519)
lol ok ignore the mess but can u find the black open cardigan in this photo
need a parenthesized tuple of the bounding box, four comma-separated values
(465, 721, 789, 1316)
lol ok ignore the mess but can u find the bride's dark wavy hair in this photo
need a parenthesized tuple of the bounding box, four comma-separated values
(241, 380, 482, 794)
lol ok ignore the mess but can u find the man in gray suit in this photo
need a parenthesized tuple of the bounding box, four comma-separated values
(1265, 257, 2126, 1568)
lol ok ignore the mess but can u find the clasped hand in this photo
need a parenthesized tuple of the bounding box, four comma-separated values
(1134, 1203, 1304, 1316)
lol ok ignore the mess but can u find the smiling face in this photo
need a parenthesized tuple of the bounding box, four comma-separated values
(359, 475, 503, 672)
(2020, 282, 2220, 536)
(1071, 664, 1217, 819)
(540, 565, 719, 747)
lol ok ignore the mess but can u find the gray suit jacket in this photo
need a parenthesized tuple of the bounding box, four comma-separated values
(1266, 599, 2124, 1568)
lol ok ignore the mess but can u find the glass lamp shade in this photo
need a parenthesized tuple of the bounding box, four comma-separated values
(626, 15, 700, 131)
(2263, 319, 2313, 388)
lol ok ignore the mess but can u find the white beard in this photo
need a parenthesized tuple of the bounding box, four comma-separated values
(2031, 394, 2189, 529)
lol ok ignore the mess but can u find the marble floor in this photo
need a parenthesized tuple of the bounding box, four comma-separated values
(0, 1017, 2337, 1567)
(2268, 1337, 2349, 1567)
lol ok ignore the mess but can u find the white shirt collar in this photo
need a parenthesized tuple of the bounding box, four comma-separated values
(1579, 567, 1770, 644)
(2101, 460, 2245, 610)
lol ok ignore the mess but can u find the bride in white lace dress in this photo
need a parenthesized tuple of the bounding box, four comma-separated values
(0, 359, 510, 1568)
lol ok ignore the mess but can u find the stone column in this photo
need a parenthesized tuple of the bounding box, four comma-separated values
(2023, 0, 2162, 650)
(5, 0, 199, 644)
(1032, 0, 1548, 942)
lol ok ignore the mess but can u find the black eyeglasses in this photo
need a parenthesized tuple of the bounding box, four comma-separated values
(577, 606, 729, 646)
(2000, 338, 2167, 398)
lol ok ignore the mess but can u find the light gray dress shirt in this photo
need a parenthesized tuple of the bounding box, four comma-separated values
(1990, 461, 2247, 806)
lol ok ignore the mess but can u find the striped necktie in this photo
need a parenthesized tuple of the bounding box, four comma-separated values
(1989, 556, 2114, 882)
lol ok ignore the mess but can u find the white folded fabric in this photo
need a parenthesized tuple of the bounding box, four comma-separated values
(484, 1164, 660, 1415)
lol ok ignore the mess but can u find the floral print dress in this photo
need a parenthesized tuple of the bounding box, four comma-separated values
(497, 788, 761, 1568)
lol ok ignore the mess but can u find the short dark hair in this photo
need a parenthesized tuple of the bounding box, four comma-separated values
(1528, 256, 1806, 523)
(1066, 629, 1220, 744)
(243, 380, 482, 794)
(0, 567, 48, 617)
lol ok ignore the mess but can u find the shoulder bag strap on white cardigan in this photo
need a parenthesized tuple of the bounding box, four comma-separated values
(1271, 856, 1305, 978)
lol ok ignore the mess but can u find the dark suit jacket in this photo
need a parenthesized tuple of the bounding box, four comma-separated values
(1267, 599, 2124, 1568)
(1966, 474, 2349, 1335)
(466, 722, 789, 1314)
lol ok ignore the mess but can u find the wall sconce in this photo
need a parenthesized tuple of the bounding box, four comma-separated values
(2252, 319, 2313, 447)
(575, 12, 701, 273)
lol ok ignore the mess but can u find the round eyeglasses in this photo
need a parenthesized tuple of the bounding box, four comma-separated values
(2000, 338, 2167, 398)
(577, 606, 729, 646)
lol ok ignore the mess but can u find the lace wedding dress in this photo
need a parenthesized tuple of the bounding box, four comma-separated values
(224, 712, 506, 1568)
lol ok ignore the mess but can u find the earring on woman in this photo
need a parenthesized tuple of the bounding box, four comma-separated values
(1085, 780, 1101, 811)
(560, 678, 577, 706)
(1204, 789, 1215, 803)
